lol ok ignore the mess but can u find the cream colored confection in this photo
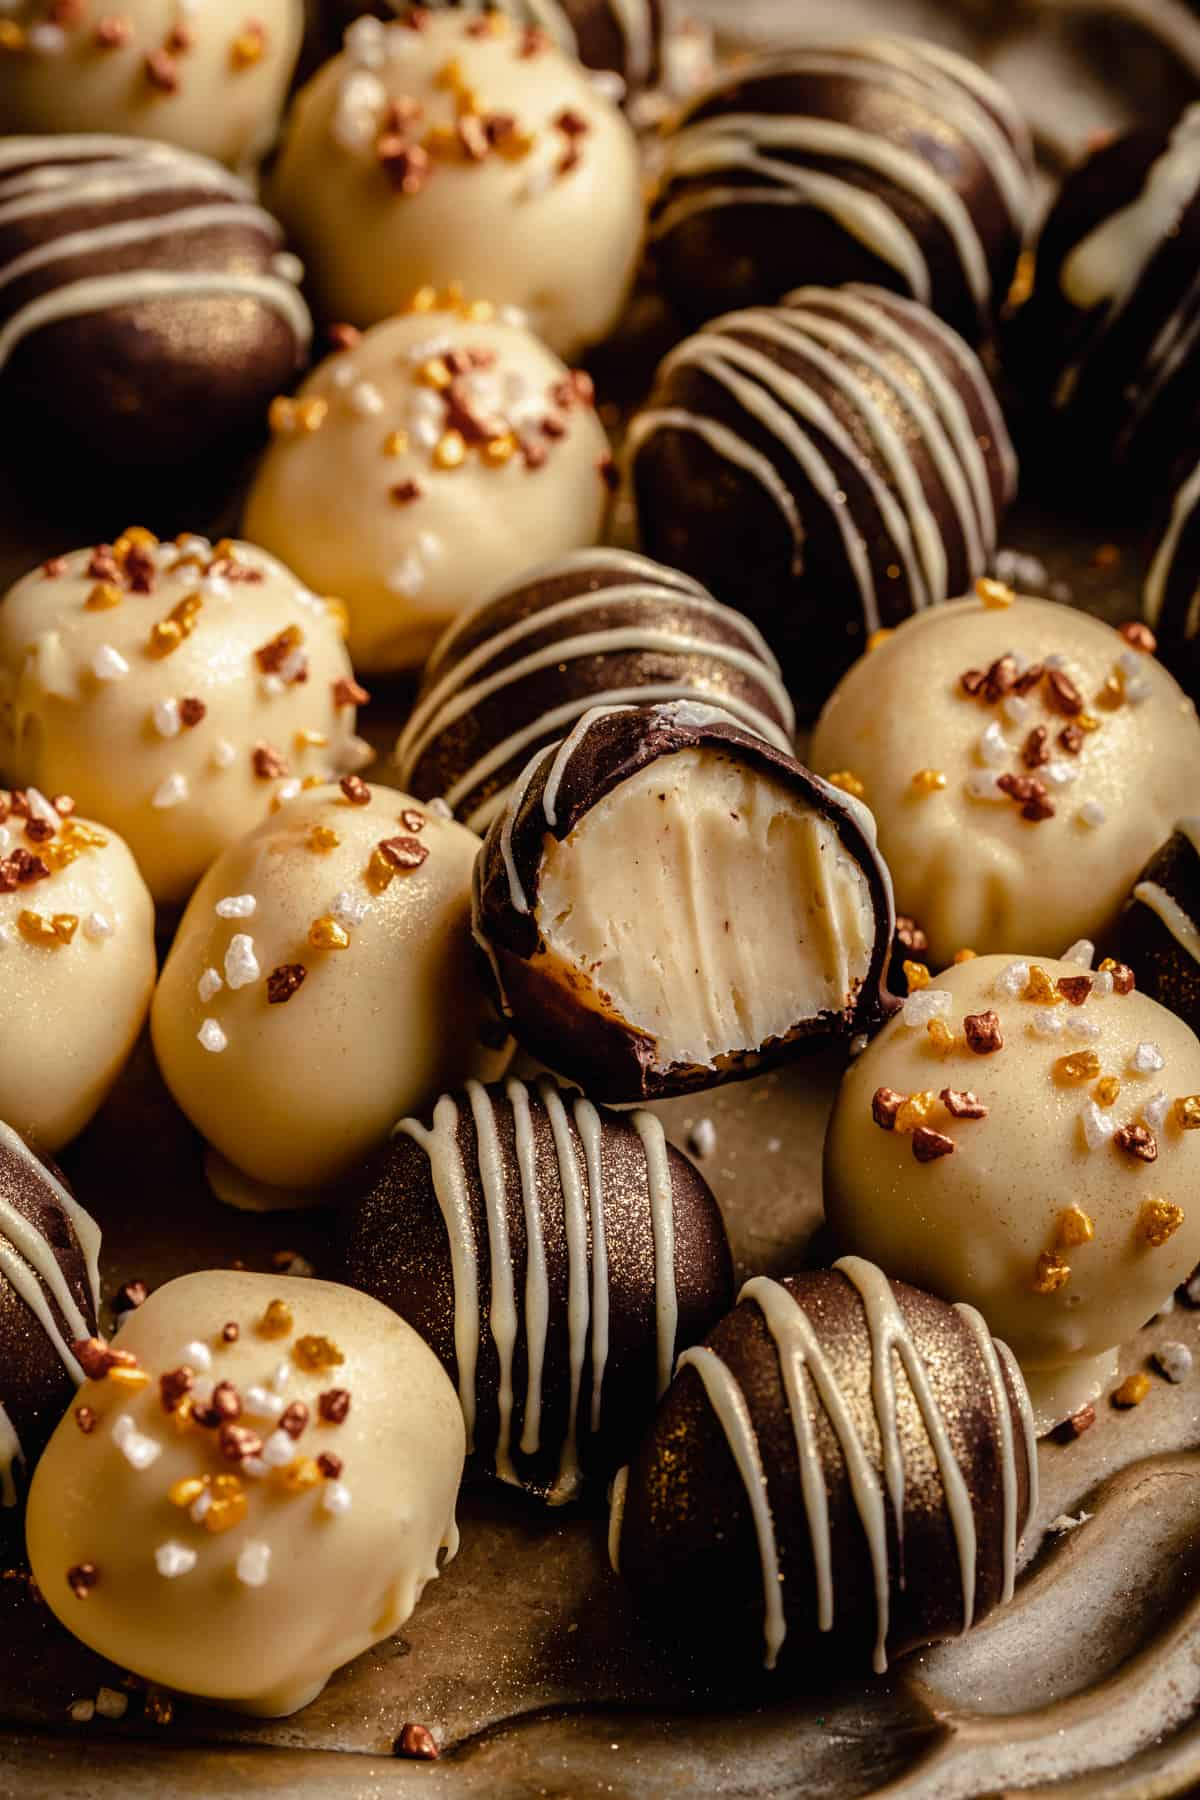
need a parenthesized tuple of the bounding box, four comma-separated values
(810, 592, 1200, 967)
(269, 10, 643, 356)
(824, 951, 1200, 1430)
(0, 0, 302, 173)
(151, 780, 511, 1205)
(0, 532, 365, 908)
(26, 1269, 465, 1716)
(0, 800, 154, 1151)
(243, 306, 612, 673)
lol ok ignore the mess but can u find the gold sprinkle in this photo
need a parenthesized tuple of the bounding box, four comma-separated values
(1077, 712, 1100, 733)
(1095, 1075, 1121, 1107)
(902, 960, 930, 993)
(465, 297, 496, 320)
(168, 1476, 207, 1508)
(1032, 1250, 1070, 1294)
(407, 284, 439, 314)
(433, 429, 467, 470)
(0, 20, 27, 48)
(952, 948, 977, 965)
(382, 430, 409, 457)
(434, 55, 465, 89)
(309, 915, 351, 950)
(117, 525, 157, 554)
(418, 356, 453, 390)
(1056, 1205, 1094, 1249)
(827, 770, 865, 799)
(894, 1091, 937, 1134)
(1025, 966, 1061, 1005)
(230, 23, 265, 67)
(85, 581, 122, 611)
(866, 628, 895, 653)
(18, 911, 70, 947)
(147, 593, 202, 658)
(105, 1365, 149, 1390)
(1097, 673, 1125, 711)
(325, 597, 350, 639)
(294, 729, 328, 750)
(926, 1018, 955, 1051)
(976, 576, 1015, 610)
(293, 1334, 345, 1373)
(1113, 1372, 1150, 1408)
(275, 1457, 322, 1493)
(1174, 1095, 1200, 1130)
(269, 395, 327, 435)
(911, 768, 947, 794)
(1056, 1050, 1102, 1083)
(63, 820, 107, 849)
(307, 825, 341, 856)
(1137, 1197, 1184, 1248)
(482, 432, 517, 466)
(367, 846, 397, 892)
(204, 1475, 248, 1533)
(257, 1298, 293, 1339)
(144, 1690, 174, 1726)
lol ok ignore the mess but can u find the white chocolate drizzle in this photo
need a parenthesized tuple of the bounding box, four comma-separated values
(0, 1402, 21, 1508)
(1146, 458, 1200, 638)
(0, 1123, 101, 1395)
(1131, 818, 1200, 965)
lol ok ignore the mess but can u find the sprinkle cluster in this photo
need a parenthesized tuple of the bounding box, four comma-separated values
(0, 787, 114, 952)
(0, 1, 269, 76)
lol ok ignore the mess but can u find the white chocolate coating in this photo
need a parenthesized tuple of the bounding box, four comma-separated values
(243, 308, 612, 672)
(25, 1270, 465, 1716)
(810, 594, 1200, 966)
(0, 0, 302, 175)
(0, 808, 154, 1151)
(824, 953, 1200, 1427)
(0, 536, 363, 909)
(269, 11, 643, 356)
(151, 782, 511, 1199)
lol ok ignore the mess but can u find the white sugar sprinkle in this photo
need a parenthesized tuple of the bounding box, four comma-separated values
(996, 962, 1030, 999)
(153, 698, 181, 738)
(1063, 940, 1095, 969)
(331, 889, 369, 929)
(1030, 1009, 1065, 1038)
(243, 1457, 270, 1479)
(270, 1361, 290, 1390)
(1144, 1091, 1171, 1132)
(687, 1118, 716, 1159)
(189, 1489, 212, 1523)
(152, 772, 189, 810)
(26, 788, 58, 826)
(387, 551, 425, 598)
(977, 720, 1010, 768)
(901, 988, 952, 1028)
(198, 967, 223, 1003)
(1077, 801, 1107, 828)
(112, 1414, 161, 1471)
(92, 644, 130, 682)
(155, 1541, 197, 1578)
(322, 1481, 352, 1517)
(261, 1430, 295, 1469)
(1080, 1102, 1113, 1150)
(198, 1018, 227, 1054)
(1002, 694, 1030, 725)
(224, 933, 260, 990)
(349, 380, 384, 416)
(1130, 1041, 1165, 1074)
(95, 1688, 128, 1720)
(0, 926, 11, 954)
(1092, 971, 1114, 998)
(1066, 1015, 1101, 1040)
(236, 1541, 271, 1587)
(181, 1340, 212, 1372)
(212, 738, 237, 770)
(428, 797, 453, 820)
(83, 912, 112, 942)
(28, 20, 66, 50)
(1155, 1341, 1194, 1383)
(1124, 676, 1153, 706)
(215, 894, 256, 920)
(276, 778, 303, 804)
(243, 1385, 285, 1420)
(261, 674, 285, 699)
(1040, 760, 1079, 789)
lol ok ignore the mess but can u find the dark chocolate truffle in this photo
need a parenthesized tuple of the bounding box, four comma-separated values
(394, 548, 796, 832)
(0, 136, 312, 476)
(610, 1257, 1038, 1673)
(630, 284, 1017, 700)
(1013, 107, 1200, 496)
(0, 1120, 102, 1511)
(471, 699, 898, 1102)
(650, 39, 1033, 339)
(1120, 820, 1200, 1036)
(1145, 458, 1200, 700)
(339, 1074, 733, 1503)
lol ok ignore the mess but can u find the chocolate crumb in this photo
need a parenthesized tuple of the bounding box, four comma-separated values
(74, 1406, 97, 1435)
(112, 1280, 147, 1315)
(963, 1010, 1004, 1055)
(1114, 1124, 1157, 1162)
(912, 1126, 955, 1163)
(940, 1087, 988, 1119)
(267, 963, 307, 1005)
(1055, 1403, 1096, 1442)
(318, 1388, 351, 1424)
(317, 1452, 343, 1479)
(334, 677, 370, 709)
(1056, 976, 1094, 1006)
(394, 1723, 439, 1760)
(280, 1401, 309, 1439)
(340, 774, 370, 805)
(67, 1563, 99, 1600)
(1045, 668, 1084, 716)
(871, 1087, 905, 1130)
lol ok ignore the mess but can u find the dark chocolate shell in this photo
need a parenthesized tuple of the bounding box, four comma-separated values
(650, 39, 1032, 338)
(395, 547, 795, 831)
(337, 1074, 733, 1503)
(630, 284, 1016, 703)
(471, 699, 899, 1102)
(0, 1121, 101, 1511)
(1145, 458, 1200, 701)
(0, 136, 311, 473)
(1119, 821, 1200, 1036)
(610, 1258, 1038, 1673)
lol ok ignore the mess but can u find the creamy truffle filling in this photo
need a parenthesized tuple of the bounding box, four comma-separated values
(534, 749, 876, 1069)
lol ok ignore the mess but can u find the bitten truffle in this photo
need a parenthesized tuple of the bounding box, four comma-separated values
(611, 1257, 1037, 1673)
(810, 590, 1200, 967)
(824, 952, 1200, 1430)
(471, 699, 897, 1102)
(0, 797, 155, 1151)
(243, 303, 612, 672)
(650, 39, 1032, 338)
(25, 1271, 464, 1716)
(339, 1074, 734, 1502)
(630, 285, 1016, 700)
(0, 1123, 101, 1513)
(0, 0, 302, 174)
(151, 782, 511, 1208)
(1120, 821, 1200, 1037)
(0, 533, 364, 907)
(0, 138, 311, 478)
(395, 548, 795, 832)
(1013, 106, 1200, 496)
(269, 9, 643, 357)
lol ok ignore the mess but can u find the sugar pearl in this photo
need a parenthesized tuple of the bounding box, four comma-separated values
(224, 933, 260, 990)
(236, 1541, 271, 1587)
(152, 772, 189, 810)
(155, 1541, 198, 1578)
(153, 698, 181, 738)
(1080, 1102, 1113, 1150)
(197, 967, 223, 1003)
(83, 912, 112, 942)
(901, 988, 952, 1028)
(112, 1414, 161, 1471)
(321, 1481, 353, 1517)
(215, 894, 256, 920)
(91, 645, 130, 682)
(198, 1018, 227, 1054)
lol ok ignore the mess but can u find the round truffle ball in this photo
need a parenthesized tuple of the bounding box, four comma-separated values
(243, 305, 613, 673)
(395, 548, 795, 832)
(1120, 821, 1200, 1036)
(650, 39, 1033, 339)
(630, 285, 1016, 702)
(26, 1270, 464, 1716)
(151, 781, 511, 1207)
(0, 0, 301, 173)
(0, 1122, 101, 1515)
(269, 9, 643, 358)
(339, 1074, 734, 1502)
(1145, 458, 1200, 701)
(0, 138, 311, 481)
(809, 591, 1200, 968)
(824, 952, 1200, 1430)
(0, 797, 155, 1151)
(1013, 106, 1200, 495)
(610, 1257, 1037, 1674)
(472, 699, 897, 1103)
(0, 532, 365, 908)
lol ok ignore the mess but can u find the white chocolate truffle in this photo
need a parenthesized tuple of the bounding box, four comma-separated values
(269, 10, 643, 357)
(243, 307, 613, 672)
(0, 0, 301, 174)
(824, 952, 1200, 1430)
(0, 801, 154, 1151)
(25, 1269, 465, 1716)
(151, 781, 510, 1204)
(0, 533, 364, 908)
(810, 593, 1200, 967)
